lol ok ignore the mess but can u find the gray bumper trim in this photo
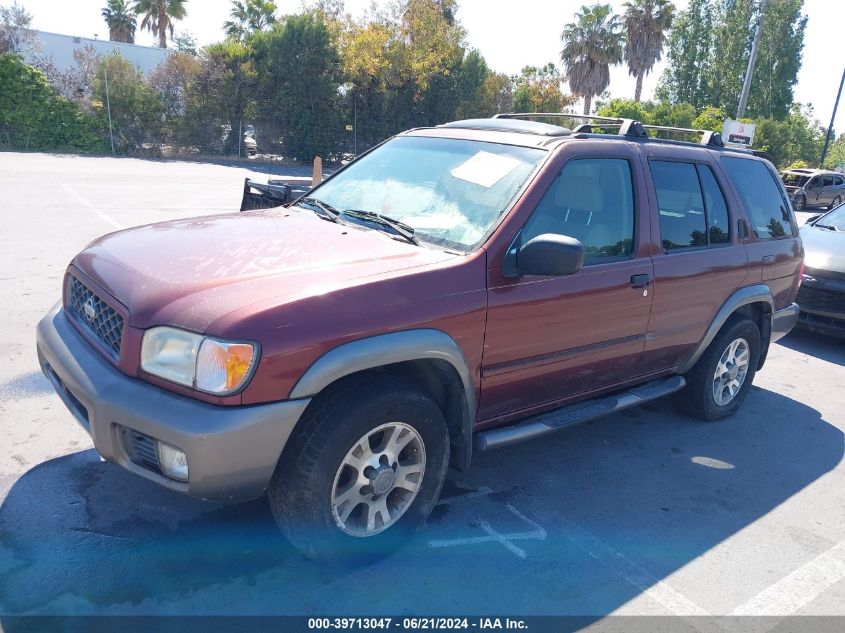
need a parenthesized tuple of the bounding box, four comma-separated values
(36, 303, 310, 501)
(771, 303, 800, 343)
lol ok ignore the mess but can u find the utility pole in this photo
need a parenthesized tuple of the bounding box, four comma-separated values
(737, 0, 769, 120)
(103, 66, 115, 155)
(820, 67, 845, 168)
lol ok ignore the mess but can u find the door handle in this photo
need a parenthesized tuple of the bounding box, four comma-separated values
(630, 274, 651, 288)
(762, 255, 775, 266)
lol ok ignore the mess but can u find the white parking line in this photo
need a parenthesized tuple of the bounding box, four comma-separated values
(62, 184, 124, 230)
(732, 539, 845, 616)
(435, 487, 493, 506)
(429, 503, 546, 558)
(553, 514, 712, 618)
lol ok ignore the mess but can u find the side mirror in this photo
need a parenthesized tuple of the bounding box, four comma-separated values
(517, 233, 584, 276)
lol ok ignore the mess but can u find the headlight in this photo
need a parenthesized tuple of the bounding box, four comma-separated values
(141, 327, 258, 395)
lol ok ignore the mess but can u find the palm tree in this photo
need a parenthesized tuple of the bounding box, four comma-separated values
(224, 0, 277, 40)
(102, 0, 137, 44)
(561, 4, 624, 115)
(135, 0, 188, 48)
(623, 0, 674, 102)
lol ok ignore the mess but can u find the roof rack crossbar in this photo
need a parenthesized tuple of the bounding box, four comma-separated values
(494, 112, 625, 124)
(639, 124, 725, 147)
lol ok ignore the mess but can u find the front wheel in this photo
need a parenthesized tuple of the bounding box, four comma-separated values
(794, 195, 806, 211)
(268, 377, 450, 565)
(680, 317, 761, 421)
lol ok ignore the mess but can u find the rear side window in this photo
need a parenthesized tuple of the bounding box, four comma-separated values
(721, 157, 794, 239)
(651, 161, 708, 250)
(697, 165, 731, 244)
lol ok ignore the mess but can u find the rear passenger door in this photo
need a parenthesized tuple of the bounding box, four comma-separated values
(639, 150, 750, 371)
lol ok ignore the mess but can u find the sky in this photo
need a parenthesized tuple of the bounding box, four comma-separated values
(19, 0, 845, 131)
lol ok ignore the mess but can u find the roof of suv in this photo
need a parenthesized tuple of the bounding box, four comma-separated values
(402, 114, 763, 157)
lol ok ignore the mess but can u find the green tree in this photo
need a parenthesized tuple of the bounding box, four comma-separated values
(0, 53, 107, 151)
(513, 63, 572, 113)
(94, 53, 163, 151)
(186, 40, 258, 154)
(561, 3, 624, 115)
(452, 49, 492, 119)
(254, 13, 340, 160)
(746, 0, 806, 119)
(596, 96, 653, 122)
(0, 1, 34, 54)
(706, 0, 754, 116)
(135, 0, 188, 48)
(656, 0, 713, 108)
(622, 0, 674, 102)
(691, 104, 727, 131)
(173, 31, 197, 55)
(224, 0, 277, 41)
(102, 0, 136, 44)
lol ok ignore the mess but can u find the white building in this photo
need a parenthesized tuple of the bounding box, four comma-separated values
(23, 30, 172, 75)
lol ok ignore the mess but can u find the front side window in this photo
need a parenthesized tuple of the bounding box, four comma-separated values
(308, 136, 546, 251)
(721, 157, 795, 239)
(521, 158, 635, 264)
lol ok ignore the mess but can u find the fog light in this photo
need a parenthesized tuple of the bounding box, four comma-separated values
(157, 441, 189, 482)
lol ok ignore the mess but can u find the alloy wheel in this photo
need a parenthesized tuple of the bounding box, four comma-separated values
(331, 422, 426, 537)
(712, 337, 751, 406)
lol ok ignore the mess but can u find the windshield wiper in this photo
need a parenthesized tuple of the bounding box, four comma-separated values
(815, 223, 839, 231)
(298, 197, 340, 222)
(340, 210, 421, 245)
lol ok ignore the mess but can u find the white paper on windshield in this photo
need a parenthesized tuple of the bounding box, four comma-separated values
(451, 151, 522, 188)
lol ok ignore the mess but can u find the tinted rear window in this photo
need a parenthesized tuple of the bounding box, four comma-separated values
(722, 157, 794, 239)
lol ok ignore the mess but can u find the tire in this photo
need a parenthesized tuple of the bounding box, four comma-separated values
(680, 316, 762, 421)
(831, 195, 841, 210)
(794, 195, 805, 212)
(268, 376, 450, 565)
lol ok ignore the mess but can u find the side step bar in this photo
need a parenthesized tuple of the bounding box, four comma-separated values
(474, 375, 687, 451)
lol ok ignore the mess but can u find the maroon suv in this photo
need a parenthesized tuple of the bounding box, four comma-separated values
(37, 115, 802, 563)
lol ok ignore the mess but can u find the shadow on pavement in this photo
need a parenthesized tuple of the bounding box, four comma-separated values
(0, 371, 53, 400)
(778, 328, 845, 366)
(0, 386, 841, 616)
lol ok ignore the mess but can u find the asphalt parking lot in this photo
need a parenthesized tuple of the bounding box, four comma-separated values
(0, 151, 844, 620)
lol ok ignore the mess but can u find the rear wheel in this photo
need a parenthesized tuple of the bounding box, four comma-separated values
(680, 317, 761, 421)
(831, 195, 841, 210)
(268, 377, 449, 565)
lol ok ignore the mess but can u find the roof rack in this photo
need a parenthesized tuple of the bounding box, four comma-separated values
(494, 112, 624, 124)
(491, 112, 725, 148)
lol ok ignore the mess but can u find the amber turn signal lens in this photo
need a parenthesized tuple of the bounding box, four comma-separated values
(195, 339, 256, 394)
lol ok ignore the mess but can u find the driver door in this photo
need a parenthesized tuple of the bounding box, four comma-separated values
(479, 146, 655, 422)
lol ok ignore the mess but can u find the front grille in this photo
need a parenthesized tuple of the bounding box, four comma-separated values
(797, 284, 845, 314)
(121, 427, 162, 475)
(67, 276, 124, 360)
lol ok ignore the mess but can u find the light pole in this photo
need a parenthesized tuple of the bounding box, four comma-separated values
(737, 0, 769, 120)
(820, 67, 845, 168)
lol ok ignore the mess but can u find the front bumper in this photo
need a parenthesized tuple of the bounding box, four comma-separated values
(36, 303, 311, 501)
(771, 303, 800, 343)
(797, 310, 845, 338)
(796, 275, 845, 339)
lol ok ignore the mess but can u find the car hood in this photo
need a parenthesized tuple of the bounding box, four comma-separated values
(72, 209, 457, 331)
(800, 224, 845, 274)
